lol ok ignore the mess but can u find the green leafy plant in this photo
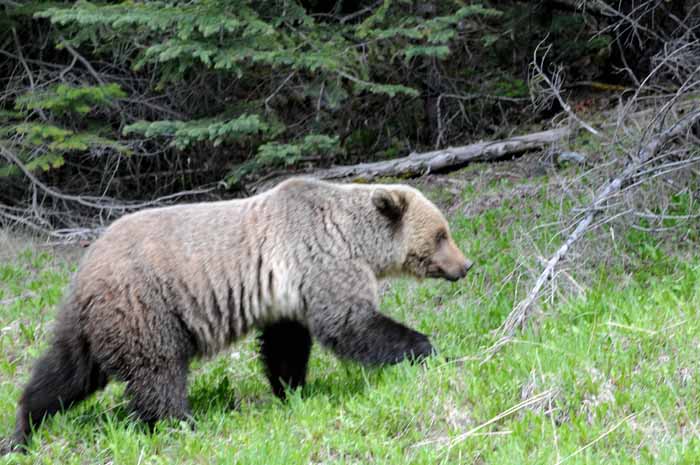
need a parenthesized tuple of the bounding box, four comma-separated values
(124, 114, 275, 149)
(0, 84, 128, 177)
(14, 83, 125, 116)
(27, 1, 500, 184)
(227, 134, 341, 187)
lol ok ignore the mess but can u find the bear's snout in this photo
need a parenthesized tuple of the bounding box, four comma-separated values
(452, 260, 473, 280)
(442, 259, 472, 281)
(427, 239, 472, 282)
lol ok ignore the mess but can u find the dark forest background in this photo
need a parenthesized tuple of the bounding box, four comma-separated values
(0, 0, 697, 234)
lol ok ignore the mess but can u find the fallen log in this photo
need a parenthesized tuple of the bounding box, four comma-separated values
(313, 127, 571, 181)
(252, 128, 571, 191)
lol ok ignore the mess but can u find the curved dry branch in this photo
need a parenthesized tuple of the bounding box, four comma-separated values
(1, 145, 216, 210)
(530, 39, 602, 138)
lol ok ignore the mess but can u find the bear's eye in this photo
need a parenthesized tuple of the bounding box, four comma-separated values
(435, 230, 447, 244)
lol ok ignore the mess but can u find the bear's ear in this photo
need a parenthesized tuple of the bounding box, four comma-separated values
(372, 188, 408, 222)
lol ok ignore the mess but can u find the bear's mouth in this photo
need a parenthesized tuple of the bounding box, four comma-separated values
(426, 266, 453, 280)
(427, 270, 460, 281)
(442, 273, 462, 282)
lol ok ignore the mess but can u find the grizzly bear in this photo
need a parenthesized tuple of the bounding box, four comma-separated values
(1, 177, 471, 453)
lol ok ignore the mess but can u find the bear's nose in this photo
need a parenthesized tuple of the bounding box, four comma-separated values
(461, 261, 473, 277)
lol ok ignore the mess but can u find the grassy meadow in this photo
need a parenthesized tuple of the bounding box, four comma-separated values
(1, 161, 700, 464)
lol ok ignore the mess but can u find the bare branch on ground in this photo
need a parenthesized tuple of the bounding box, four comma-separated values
(483, 108, 700, 361)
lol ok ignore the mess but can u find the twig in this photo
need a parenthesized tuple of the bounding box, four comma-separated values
(264, 71, 296, 111)
(339, 0, 383, 24)
(61, 37, 105, 85)
(447, 389, 558, 449)
(12, 28, 47, 121)
(553, 411, 640, 465)
(531, 39, 602, 138)
(411, 389, 558, 449)
(123, 98, 186, 119)
(0, 144, 218, 213)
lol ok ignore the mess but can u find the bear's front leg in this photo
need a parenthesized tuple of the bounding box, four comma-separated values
(259, 319, 312, 399)
(314, 306, 434, 365)
(305, 266, 434, 366)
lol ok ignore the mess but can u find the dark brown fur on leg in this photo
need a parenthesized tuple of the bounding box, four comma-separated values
(2, 326, 107, 455)
(259, 319, 312, 399)
(305, 268, 435, 368)
(124, 362, 192, 426)
(74, 277, 200, 428)
(311, 304, 434, 365)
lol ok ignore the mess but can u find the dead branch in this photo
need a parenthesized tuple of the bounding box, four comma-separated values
(546, 0, 608, 16)
(12, 28, 47, 121)
(253, 128, 571, 191)
(0, 142, 221, 241)
(61, 38, 105, 86)
(483, 108, 700, 360)
(530, 40, 603, 138)
(0, 144, 218, 212)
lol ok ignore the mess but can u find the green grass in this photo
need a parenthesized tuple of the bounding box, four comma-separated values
(2, 171, 700, 464)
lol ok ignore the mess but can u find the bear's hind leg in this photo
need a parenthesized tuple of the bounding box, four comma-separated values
(124, 362, 191, 427)
(85, 286, 197, 428)
(4, 325, 107, 454)
(259, 319, 312, 399)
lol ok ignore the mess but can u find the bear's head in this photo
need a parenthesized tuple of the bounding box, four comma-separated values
(372, 187, 472, 282)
